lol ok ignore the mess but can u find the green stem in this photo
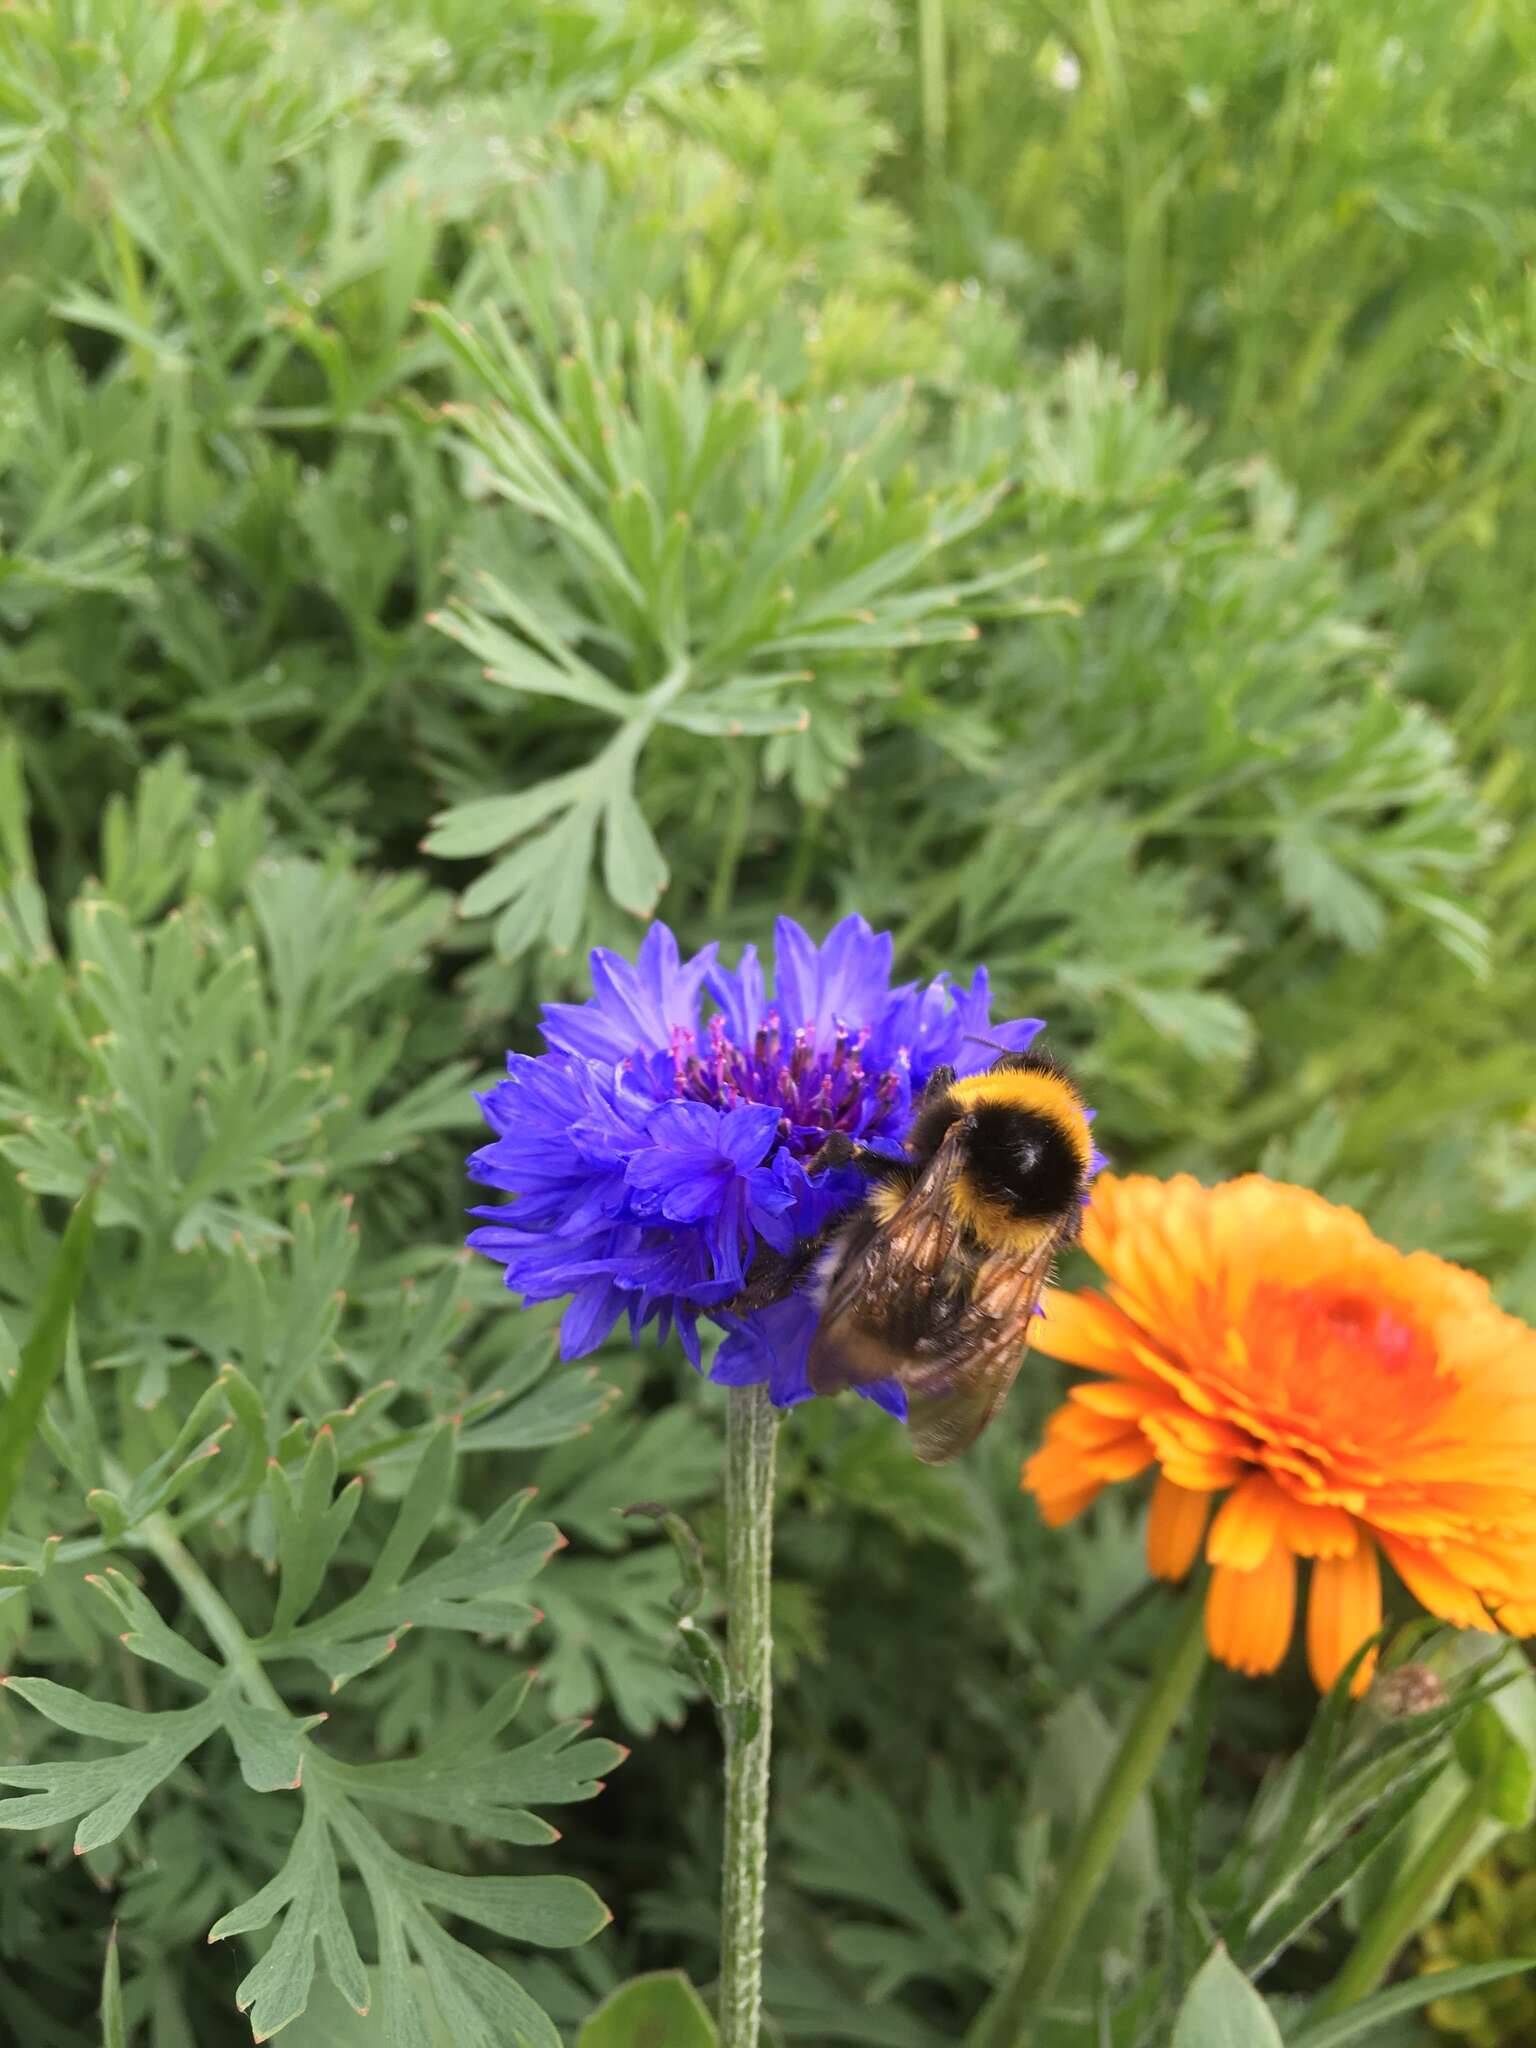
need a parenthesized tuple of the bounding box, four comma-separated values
(113, 1466, 288, 1717)
(1315, 1784, 1484, 2017)
(917, 0, 947, 210)
(0, 1178, 99, 1529)
(707, 753, 755, 923)
(719, 1383, 778, 2048)
(969, 1584, 1209, 2048)
(783, 806, 823, 904)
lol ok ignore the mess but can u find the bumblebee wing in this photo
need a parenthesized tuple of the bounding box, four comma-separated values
(902, 1237, 1059, 1465)
(807, 1138, 969, 1397)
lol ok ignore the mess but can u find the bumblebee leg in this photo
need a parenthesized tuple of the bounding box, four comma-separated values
(806, 1131, 905, 1179)
(722, 1243, 815, 1314)
(920, 1064, 956, 1103)
(724, 1221, 861, 1314)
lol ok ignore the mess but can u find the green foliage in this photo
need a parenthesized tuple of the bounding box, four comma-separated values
(1172, 1946, 1284, 2048)
(0, 1178, 98, 1523)
(4, 0, 1536, 2042)
(1419, 1831, 1536, 2047)
(101, 1926, 127, 2048)
(578, 1971, 719, 2048)
(422, 297, 1024, 952)
(1288, 1966, 1536, 2048)
(0, 751, 638, 2042)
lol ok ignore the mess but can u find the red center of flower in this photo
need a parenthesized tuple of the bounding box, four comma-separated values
(1244, 1280, 1449, 1449)
(666, 1011, 903, 1155)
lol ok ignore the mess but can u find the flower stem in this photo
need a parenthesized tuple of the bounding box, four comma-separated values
(917, 0, 948, 200)
(969, 1584, 1209, 2048)
(1315, 1782, 1484, 2016)
(720, 1383, 778, 2048)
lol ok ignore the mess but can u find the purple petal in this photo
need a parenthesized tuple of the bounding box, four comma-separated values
(952, 1014, 1046, 1079)
(714, 1102, 782, 1169)
(676, 1310, 703, 1372)
(639, 1166, 728, 1225)
(710, 1296, 818, 1408)
(541, 923, 716, 1060)
(559, 1277, 627, 1359)
(855, 1377, 909, 1420)
(772, 913, 893, 1041)
(705, 942, 766, 1044)
(643, 1097, 729, 1148)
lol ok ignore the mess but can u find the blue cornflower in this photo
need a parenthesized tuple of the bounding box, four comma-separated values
(468, 915, 1056, 1412)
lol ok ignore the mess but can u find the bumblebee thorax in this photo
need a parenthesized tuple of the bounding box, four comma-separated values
(964, 1100, 1084, 1214)
(939, 1061, 1091, 1252)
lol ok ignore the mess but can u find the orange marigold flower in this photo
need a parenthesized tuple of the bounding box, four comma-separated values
(1023, 1173, 1536, 1693)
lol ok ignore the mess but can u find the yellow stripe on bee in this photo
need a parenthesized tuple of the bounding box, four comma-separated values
(867, 1179, 908, 1224)
(947, 1065, 1094, 1168)
(944, 1180, 1060, 1258)
(868, 1161, 1051, 1258)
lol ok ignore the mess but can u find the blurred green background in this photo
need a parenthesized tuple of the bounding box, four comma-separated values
(3, 1, 1535, 2042)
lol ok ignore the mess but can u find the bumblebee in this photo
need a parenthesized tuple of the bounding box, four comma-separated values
(736, 1051, 1094, 1463)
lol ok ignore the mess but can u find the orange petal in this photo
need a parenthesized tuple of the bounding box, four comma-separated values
(1069, 1380, 1161, 1420)
(1034, 1478, 1105, 1527)
(1307, 1535, 1381, 1694)
(1378, 1535, 1498, 1634)
(1147, 1476, 1210, 1583)
(1052, 1403, 1144, 1450)
(1367, 1505, 1462, 1540)
(1207, 1473, 1285, 1571)
(1034, 1290, 1163, 1378)
(1156, 1450, 1245, 1493)
(1022, 1436, 1107, 1527)
(1280, 1497, 1358, 1559)
(1147, 1410, 1254, 1459)
(1206, 1546, 1296, 1677)
(1088, 1433, 1156, 1482)
(1430, 1540, 1517, 1597)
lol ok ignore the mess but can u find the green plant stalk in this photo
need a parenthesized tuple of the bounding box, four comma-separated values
(102, 1454, 291, 1719)
(970, 1583, 1209, 2048)
(0, 1180, 99, 1529)
(139, 1513, 290, 1716)
(1314, 1782, 1485, 2017)
(719, 1382, 778, 2048)
(917, 0, 947, 193)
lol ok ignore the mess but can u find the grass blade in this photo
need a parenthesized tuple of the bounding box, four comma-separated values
(100, 1924, 126, 2048)
(1287, 1960, 1536, 2048)
(1239, 1762, 1444, 1979)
